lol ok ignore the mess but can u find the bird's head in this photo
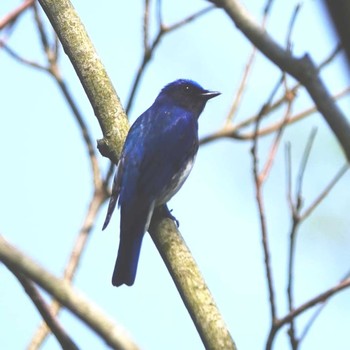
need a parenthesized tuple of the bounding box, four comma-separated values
(157, 79, 221, 117)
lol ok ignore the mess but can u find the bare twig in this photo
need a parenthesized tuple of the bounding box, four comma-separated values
(0, 42, 48, 71)
(299, 270, 350, 342)
(201, 40, 344, 147)
(8, 268, 79, 350)
(33, 3, 51, 56)
(266, 276, 350, 349)
(200, 85, 350, 145)
(0, 0, 34, 30)
(267, 132, 349, 350)
(225, 47, 258, 124)
(281, 13, 303, 346)
(143, 0, 151, 52)
(300, 163, 349, 220)
(225, 0, 273, 125)
(286, 128, 317, 350)
(285, 3, 302, 53)
(295, 128, 318, 202)
(261, 78, 293, 181)
(285, 142, 293, 212)
(318, 43, 342, 70)
(251, 77, 284, 323)
(125, 4, 215, 114)
(281, 276, 350, 327)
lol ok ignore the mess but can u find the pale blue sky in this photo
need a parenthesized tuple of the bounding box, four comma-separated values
(1, 1, 350, 349)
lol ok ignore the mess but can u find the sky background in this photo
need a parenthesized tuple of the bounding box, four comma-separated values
(1, 0, 350, 349)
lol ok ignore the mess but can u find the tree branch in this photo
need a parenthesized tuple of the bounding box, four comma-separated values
(0, 235, 139, 350)
(209, 0, 350, 162)
(8, 268, 79, 350)
(324, 0, 350, 67)
(0, 0, 34, 30)
(28, 190, 106, 350)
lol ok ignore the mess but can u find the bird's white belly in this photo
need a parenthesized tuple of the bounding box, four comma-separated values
(157, 158, 195, 205)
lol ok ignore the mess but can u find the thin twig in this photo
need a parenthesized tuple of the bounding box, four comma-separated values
(8, 267, 79, 350)
(271, 132, 349, 350)
(285, 2, 302, 53)
(225, 0, 273, 125)
(300, 163, 349, 220)
(200, 85, 350, 145)
(299, 270, 350, 342)
(280, 277, 350, 327)
(285, 142, 293, 214)
(33, 3, 51, 55)
(260, 76, 293, 182)
(0, 0, 34, 30)
(251, 77, 283, 323)
(200, 36, 343, 146)
(285, 145, 299, 350)
(318, 43, 342, 71)
(295, 128, 318, 203)
(285, 129, 317, 350)
(282, 13, 302, 345)
(143, 0, 151, 52)
(225, 47, 258, 124)
(266, 276, 350, 349)
(0, 42, 48, 71)
(125, 5, 215, 114)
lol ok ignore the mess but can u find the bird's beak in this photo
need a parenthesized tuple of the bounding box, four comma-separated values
(201, 90, 221, 100)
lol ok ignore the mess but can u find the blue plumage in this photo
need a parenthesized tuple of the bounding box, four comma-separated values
(102, 79, 220, 286)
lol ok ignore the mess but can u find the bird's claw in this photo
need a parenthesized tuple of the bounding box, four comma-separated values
(163, 206, 179, 227)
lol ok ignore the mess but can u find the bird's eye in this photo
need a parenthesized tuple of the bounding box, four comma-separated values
(184, 85, 192, 93)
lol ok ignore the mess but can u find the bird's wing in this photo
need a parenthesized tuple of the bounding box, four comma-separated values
(137, 107, 198, 201)
(102, 158, 124, 230)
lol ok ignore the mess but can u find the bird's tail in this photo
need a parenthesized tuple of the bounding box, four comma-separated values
(112, 232, 143, 286)
(112, 202, 154, 287)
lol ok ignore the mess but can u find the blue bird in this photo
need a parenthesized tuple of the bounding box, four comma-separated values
(102, 79, 220, 286)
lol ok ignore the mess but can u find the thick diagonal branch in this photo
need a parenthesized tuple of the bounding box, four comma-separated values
(150, 207, 236, 350)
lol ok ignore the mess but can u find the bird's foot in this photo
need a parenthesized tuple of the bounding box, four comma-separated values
(163, 206, 179, 227)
